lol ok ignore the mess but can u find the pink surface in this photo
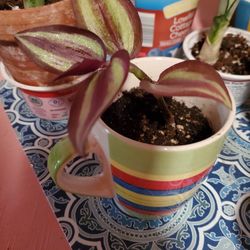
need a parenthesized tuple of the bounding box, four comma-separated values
(0, 104, 70, 250)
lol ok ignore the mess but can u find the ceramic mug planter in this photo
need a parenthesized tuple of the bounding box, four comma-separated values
(0, 0, 76, 86)
(48, 57, 236, 217)
(182, 27, 250, 107)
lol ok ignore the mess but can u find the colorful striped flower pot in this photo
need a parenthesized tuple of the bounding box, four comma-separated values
(48, 57, 236, 217)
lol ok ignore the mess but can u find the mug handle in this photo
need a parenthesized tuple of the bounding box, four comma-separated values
(48, 134, 115, 198)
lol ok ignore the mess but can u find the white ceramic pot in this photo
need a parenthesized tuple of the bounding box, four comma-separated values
(182, 27, 250, 107)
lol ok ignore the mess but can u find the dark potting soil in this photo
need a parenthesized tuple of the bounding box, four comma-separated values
(0, 0, 61, 10)
(102, 88, 214, 146)
(192, 33, 250, 75)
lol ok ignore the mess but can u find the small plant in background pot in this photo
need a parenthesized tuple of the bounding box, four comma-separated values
(197, 0, 240, 65)
(1, 0, 236, 217)
(183, 0, 250, 106)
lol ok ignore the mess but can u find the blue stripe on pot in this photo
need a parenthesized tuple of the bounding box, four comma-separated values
(113, 175, 206, 196)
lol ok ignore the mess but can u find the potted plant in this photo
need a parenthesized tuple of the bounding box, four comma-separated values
(182, 0, 250, 106)
(2, 0, 236, 217)
(46, 52, 235, 217)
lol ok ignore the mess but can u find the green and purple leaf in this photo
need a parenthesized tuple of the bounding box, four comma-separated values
(15, 25, 106, 74)
(72, 0, 142, 57)
(54, 58, 105, 80)
(129, 63, 153, 82)
(68, 50, 130, 155)
(140, 60, 232, 109)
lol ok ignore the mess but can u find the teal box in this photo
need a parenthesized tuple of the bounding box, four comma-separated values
(234, 0, 250, 30)
(135, 0, 180, 10)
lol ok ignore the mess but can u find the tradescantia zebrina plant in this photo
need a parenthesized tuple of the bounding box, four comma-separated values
(68, 56, 232, 155)
(14, 0, 233, 156)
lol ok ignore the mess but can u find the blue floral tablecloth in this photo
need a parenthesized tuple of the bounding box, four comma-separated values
(1, 79, 250, 250)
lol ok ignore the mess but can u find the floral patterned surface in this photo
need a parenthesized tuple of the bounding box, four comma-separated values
(1, 79, 250, 250)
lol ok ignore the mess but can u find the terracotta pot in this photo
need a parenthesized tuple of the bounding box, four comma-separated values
(0, 0, 76, 86)
(182, 27, 250, 107)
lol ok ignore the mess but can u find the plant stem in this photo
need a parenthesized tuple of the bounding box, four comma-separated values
(23, 0, 45, 8)
(158, 97, 175, 125)
(199, 0, 239, 65)
(129, 63, 174, 124)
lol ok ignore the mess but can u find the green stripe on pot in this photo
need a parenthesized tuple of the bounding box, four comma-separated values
(48, 137, 75, 182)
(108, 133, 227, 177)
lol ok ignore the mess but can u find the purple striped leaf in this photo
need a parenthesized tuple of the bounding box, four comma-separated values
(129, 63, 152, 82)
(140, 60, 232, 109)
(68, 50, 130, 156)
(54, 58, 104, 80)
(72, 0, 142, 58)
(15, 25, 106, 74)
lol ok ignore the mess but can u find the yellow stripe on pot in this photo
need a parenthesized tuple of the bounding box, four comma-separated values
(114, 183, 199, 207)
(111, 159, 213, 181)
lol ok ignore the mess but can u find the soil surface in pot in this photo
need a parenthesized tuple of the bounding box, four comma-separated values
(0, 0, 61, 10)
(102, 88, 214, 146)
(192, 33, 250, 75)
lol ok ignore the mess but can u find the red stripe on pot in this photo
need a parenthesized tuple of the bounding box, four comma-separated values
(111, 165, 212, 191)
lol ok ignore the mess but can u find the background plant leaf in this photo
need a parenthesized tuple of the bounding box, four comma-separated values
(15, 25, 106, 74)
(72, 0, 142, 57)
